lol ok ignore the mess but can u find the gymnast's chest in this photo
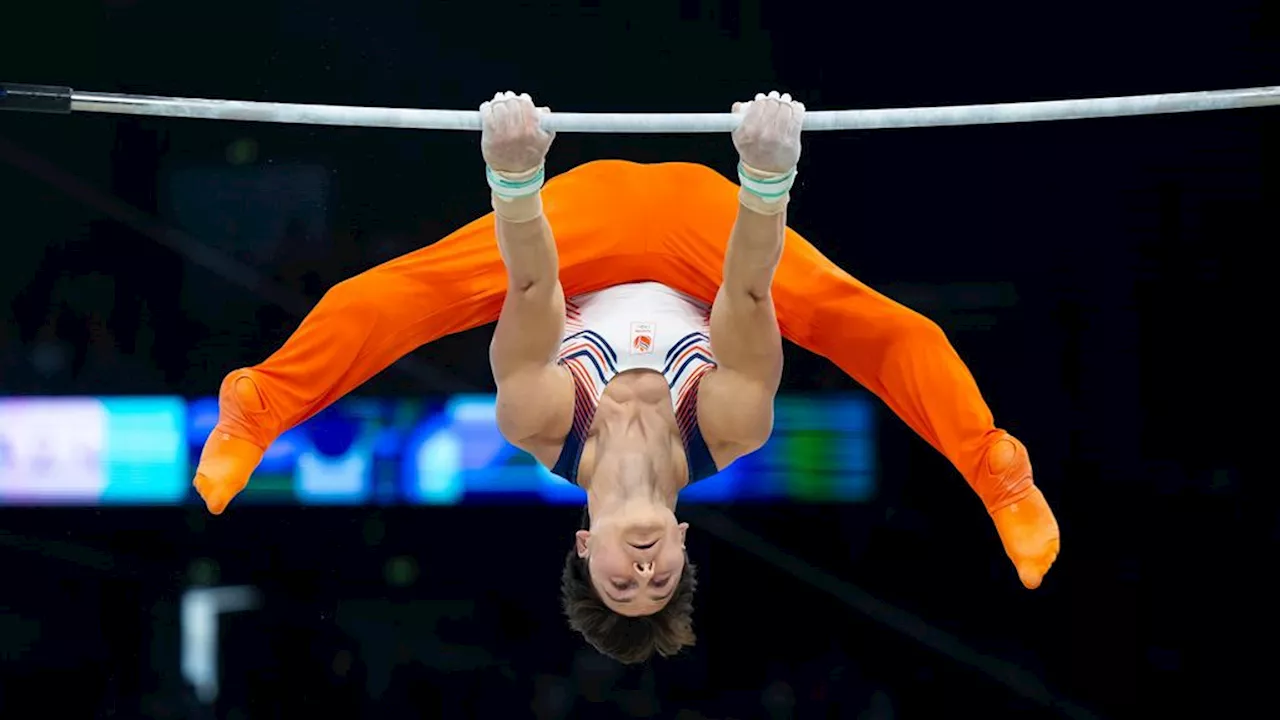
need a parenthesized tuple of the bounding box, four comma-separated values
(562, 283, 710, 372)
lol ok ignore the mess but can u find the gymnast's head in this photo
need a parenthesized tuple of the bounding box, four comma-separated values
(560, 393, 699, 662)
(560, 501, 698, 664)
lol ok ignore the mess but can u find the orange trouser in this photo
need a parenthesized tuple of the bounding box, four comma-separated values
(215, 160, 1021, 510)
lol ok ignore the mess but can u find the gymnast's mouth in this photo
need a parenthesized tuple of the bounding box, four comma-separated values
(629, 540, 657, 550)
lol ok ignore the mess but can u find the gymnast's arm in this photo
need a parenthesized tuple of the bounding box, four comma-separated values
(488, 209, 576, 464)
(480, 91, 573, 464)
(696, 202, 785, 468)
(697, 91, 804, 467)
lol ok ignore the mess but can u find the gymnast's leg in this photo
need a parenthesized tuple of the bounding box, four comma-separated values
(633, 161, 1060, 589)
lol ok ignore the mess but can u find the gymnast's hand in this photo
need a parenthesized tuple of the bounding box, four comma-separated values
(732, 91, 805, 174)
(480, 91, 554, 174)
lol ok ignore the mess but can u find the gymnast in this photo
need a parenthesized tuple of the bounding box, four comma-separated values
(192, 90, 1059, 663)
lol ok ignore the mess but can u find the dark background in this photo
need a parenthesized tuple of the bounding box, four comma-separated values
(1, 0, 1276, 717)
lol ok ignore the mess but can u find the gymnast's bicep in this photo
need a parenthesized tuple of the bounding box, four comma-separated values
(697, 285, 783, 466)
(696, 367, 777, 468)
(493, 358, 575, 463)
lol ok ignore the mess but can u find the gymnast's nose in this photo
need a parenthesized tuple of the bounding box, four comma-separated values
(634, 561, 654, 578)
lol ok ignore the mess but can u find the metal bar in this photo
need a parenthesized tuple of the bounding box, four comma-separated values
(4, 82, 1277, 132)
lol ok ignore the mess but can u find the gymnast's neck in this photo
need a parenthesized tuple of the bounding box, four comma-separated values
(580, 409, 687, 517)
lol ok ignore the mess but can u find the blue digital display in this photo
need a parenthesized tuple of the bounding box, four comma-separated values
(0, 396, 188, 505)
(0, 394, 875, 505)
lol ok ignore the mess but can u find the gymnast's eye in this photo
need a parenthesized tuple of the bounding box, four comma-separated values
(651, 575, 671, 589)
(611, 580, 634, 591)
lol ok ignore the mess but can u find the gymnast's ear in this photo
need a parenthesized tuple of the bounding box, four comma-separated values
(677, 522, 688, 545)
(575, 530, 591, 558)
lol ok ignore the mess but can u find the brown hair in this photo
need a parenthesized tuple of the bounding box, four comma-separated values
(560, 507, 698, 664)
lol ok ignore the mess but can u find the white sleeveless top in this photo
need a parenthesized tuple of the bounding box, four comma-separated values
(550, 282, 720, 484)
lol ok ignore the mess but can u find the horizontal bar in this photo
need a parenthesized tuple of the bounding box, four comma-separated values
(3, 83, 1278, 132)
(0, 83, 73, 113)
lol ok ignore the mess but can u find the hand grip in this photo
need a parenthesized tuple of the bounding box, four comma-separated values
(0, 83, 73, 113)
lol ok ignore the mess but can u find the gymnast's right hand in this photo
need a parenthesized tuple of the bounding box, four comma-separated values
(480, 91, 554, 173)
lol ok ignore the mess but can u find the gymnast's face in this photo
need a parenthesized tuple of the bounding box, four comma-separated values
(576, 512, 689, 617)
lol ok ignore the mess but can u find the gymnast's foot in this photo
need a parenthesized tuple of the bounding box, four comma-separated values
(192, 372, 271, 515)
(984, 436, 1060, 589)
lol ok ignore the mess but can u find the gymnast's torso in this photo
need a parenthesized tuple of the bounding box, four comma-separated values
(549, 282, 720, 485)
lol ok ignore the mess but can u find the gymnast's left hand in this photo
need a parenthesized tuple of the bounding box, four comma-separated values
(480, 91, 555, 174)
(732, 90, 805, 174)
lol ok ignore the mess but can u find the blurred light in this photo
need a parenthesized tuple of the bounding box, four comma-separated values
(412, 426, 464, 504)
(181, 586, 260, 704)
(296, 447, 373, 503)
(0, 397, 186, 505)
(188, 557, 221, 586)
(225, 138, 259, 165)
(362, 516, 386, 546)
(384, 555, 418, 587)
(100, 397, 188, 503)
(1, 393, 876, 506)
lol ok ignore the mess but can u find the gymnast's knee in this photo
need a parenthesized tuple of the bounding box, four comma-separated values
(882, 308, 952, 356)
(813, 295, 951, 353)
(319, 274, 404, 324)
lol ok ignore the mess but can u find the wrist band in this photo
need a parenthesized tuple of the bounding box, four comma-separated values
(738, 162, 796, 203)
(487, 164, 546, 199)
(491, 192, 544, 224)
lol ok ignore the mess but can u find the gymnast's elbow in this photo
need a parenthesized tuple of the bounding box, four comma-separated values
(721, 267, 778, 306)
(722, 245, 784, 304)
(507, 274, 559, 298)
(500, 248, 560, 298)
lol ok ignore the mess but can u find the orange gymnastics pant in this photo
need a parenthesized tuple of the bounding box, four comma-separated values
(199, 160, 1032, 516)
